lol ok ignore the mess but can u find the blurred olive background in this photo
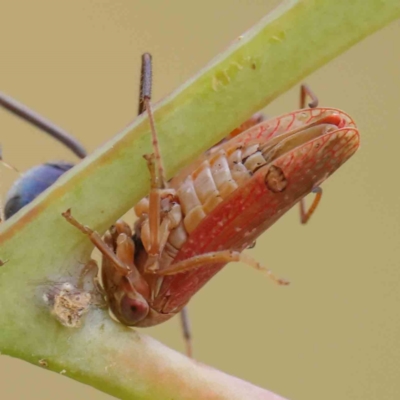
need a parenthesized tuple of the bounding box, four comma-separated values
(1, 1, 399, 399)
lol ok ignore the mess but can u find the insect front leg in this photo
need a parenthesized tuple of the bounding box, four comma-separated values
(135, 156, 182, 273)
(74, 259, 107, 308)
(62, 209, 152, 324)
(62, 209, 131, 275)
(62, 209, 149, 290)
(136, 54, 182, 272)
(77, 258, 99, 289)
(298, 84, 323, 224)
(137, 53, 194, 355)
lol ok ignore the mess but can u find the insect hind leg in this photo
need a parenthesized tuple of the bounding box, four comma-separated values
(300, 84, 318, 109)
(298, 84, 322, 224)
(180, 307, 193, 358)
(154, 250, 289, 286)
(300, 186, 323, 224)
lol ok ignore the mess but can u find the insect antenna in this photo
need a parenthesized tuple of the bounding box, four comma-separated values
(138, 53, 168, 189)
(0, 92, 87, 159)
(0, 92, 87, 220)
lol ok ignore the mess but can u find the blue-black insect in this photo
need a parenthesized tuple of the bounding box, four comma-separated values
(0, 93, 87, 219)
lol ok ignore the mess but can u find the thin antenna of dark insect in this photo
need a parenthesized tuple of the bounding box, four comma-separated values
(0, 93, 87, 159)
(139, 53, 167, 188)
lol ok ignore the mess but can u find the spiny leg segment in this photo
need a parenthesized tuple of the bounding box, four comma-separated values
(154, 250, 289, 286)
(62, 209, 131, 276)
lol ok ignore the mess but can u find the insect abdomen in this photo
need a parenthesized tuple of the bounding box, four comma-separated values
(176, 145, 267, 236)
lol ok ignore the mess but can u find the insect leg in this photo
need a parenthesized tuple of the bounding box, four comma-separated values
(137, 54, 182, 264)
(77, 258, 104, 292)
(63, 209, 150, 299)
(300, 186, 323, 224)
(77, 259, 98, 288)
(300, 84, 318, 109)
(136, 155, 181, 268)
(180, 306, 193, 358)
(112, 219, 133, 238)
(225, 112, 264, 140)
(138, 54, 194, 352)
(114, 232, 150, 296)
(76, 258, 107, 307)
(62, 209, 131, 275)
(143, 154, 162, 257)
(154, 250, 289, 285)
(298, 84, 322, 224)
(138, 53, 169, 260)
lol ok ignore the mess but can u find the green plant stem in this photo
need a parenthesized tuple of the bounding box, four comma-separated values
(0, 1, 399, 399)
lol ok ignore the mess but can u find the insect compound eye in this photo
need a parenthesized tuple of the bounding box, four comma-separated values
(119, 294, 150, 326)
(265, 165, 287, 193)
(4, 194, 22, 220)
